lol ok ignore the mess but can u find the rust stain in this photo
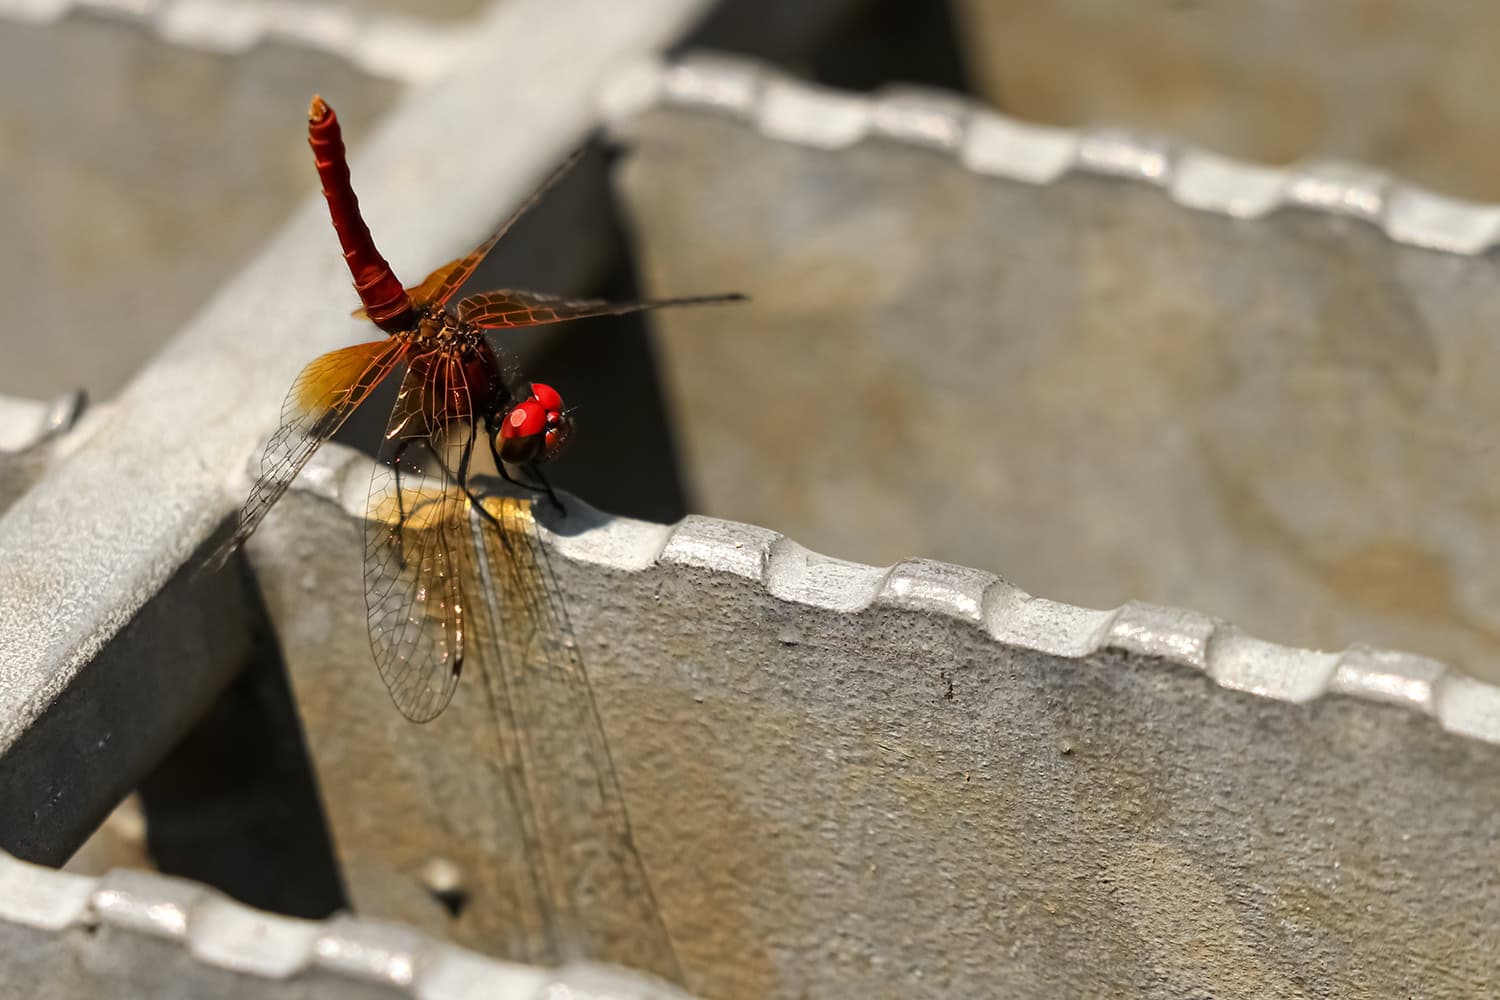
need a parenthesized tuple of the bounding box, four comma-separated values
(1108, 841, 1306, 998)
(1320, 538, 1459, 624)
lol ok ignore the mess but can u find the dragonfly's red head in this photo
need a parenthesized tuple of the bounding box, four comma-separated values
(497, 382, 573, 465)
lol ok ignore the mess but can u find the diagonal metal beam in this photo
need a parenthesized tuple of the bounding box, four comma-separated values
(0, 0, 719, 861)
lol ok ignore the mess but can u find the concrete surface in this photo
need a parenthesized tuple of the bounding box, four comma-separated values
(253, 440, 1500, 999)
(606, 55, 1500, 694)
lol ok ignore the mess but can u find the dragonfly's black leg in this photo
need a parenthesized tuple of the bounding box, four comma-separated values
(451, 424, 507, 533)
(524, 462, 565, 516)
(484, 428, 566, 515)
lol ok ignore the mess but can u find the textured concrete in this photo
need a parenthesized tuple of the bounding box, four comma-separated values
(605, 55, 1500, 693)
(955, 0, 1500, 203)
(255, 441, 1500, 1000)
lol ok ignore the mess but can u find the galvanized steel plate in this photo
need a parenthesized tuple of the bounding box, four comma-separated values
(256, 441, 1500, 999)
(607, 54, 1500, 691)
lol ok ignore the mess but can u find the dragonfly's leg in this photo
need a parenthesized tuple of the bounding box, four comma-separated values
(416, 431, 506, 534)
(484, 430, 566, 515)
(453, 424, 508, 533)
(525, 462, 566, 516)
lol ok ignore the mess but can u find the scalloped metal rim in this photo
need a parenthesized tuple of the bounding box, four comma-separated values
(585, 54, 1500, 743)
(557, 508, 1500, 745)
(292, 444, 1500, 749)
(600, 51, 1500, 256)
(0, 852, 538, 994)
(0, 847, 693, 999)
(0, 0, 472, 83)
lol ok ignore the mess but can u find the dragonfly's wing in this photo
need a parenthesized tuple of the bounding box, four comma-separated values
(211, 338, 407, 566)
(364, 349, 479, 722)
(467, 496, 682, 980)
(457, 289, 746, 330)
(393, 148, 587, 312)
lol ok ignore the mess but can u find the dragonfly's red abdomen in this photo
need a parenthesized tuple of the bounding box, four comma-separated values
(308, 96, 414, 334)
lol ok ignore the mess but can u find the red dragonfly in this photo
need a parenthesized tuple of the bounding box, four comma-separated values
(213, 95, 742, 722)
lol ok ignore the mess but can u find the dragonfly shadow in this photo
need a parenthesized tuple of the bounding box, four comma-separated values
(466, 471, 612, 541)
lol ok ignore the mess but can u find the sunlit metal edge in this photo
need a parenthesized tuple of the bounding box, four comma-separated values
(0, 390, 86, 454)
(0, 847, 697, 1000)
(291, 443, 1500, 748)
(0, 0, 475, 84)
(600, 51, 1500, 255)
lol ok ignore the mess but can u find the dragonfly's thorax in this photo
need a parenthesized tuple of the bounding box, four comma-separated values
(400, 309, 511, 423)
(411, 303, 466, 345)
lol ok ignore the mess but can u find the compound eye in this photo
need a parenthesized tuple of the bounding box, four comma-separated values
(496, 398, 548, 464)
(530, 382, 564, 414)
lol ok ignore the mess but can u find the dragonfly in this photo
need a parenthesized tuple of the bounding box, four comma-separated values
(213, 94, 742, 723)
(209, 96, 742, 976)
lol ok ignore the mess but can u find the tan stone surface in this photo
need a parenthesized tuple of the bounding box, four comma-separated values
(956, 0, 1500, 200)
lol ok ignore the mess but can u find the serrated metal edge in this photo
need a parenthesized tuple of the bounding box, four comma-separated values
(0, 390, 85, 454)
(0, 849, 694, 999)
(600, 51, 1500, 255)
(288, 443, 1500, 747)
(657, 517, 1500, 742)
(0, 0, 473, 83)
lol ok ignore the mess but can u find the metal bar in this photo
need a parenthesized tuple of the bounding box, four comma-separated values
(603, 52, 1500, 701)
(0, 0, 719, 861)
(0, 0, 476, 83)
(0, 390, 87, 515)
(0, 846, 697, 999)
(0, 391, 85, 455)
(603, 51, 1500, 255)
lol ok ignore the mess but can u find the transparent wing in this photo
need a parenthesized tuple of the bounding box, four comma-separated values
(364, 349, 480, 722)
(211, 338, 407, 567)
(466, 496, 682, 980)
(399, 148, 586, 311)
(456, 289, 746, 330)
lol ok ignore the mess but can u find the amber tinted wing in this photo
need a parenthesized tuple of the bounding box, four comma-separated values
(364, 349, 481, 722)
(456, 289, 746, 329)
(398, 148, 586, 312)
(211, 338, 407, 567)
